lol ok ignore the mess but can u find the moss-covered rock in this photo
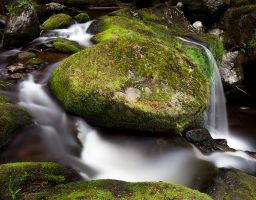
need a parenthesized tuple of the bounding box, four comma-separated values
(220, 4, 256, 49)
(0, 162, 80, 200)
(208, 168, 256, 200)
(0, 96, 30, 148)
(17, 51, 36, 61)
(50, 8, 209, 135)
(39, 179, 212, 200)
(74, 12, 90, 23)
(52, 38, 82, 53)
(0, 161, 212, 200)
(42, 13, 73, 30)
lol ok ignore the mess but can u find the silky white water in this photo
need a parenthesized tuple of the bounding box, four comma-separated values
(178, 37, 254, 151)
(32, 20, 94, 48)
(1, 21, 254, 187)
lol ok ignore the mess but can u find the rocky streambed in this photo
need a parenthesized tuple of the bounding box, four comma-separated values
(0, 0, 256, 200)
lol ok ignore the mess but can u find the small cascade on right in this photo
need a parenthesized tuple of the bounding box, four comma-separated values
(178, 37, 253, 151)
(178, 37, 228, 138)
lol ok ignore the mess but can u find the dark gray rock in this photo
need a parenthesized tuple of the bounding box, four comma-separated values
(3, 5, 40, 48)
(172, 0, 229, 25)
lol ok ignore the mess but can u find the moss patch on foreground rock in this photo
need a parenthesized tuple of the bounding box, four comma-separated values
(0, 162, 80, 200)
(0, 162, 212, 200)
(0, 96, 30, 147)
(42, 13, 73, 30)
(50, 8, 209, 135)
(208, 168, 256, 200)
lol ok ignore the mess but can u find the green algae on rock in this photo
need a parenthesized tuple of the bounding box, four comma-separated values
(0, 162, 80, 200)
(42, 13, 73, 30)
(208, 169, 256, 200)
(52, 38, 82, 54)
(74, 12, 90, 23)
(50, 8, 210, 135)
(0, 96, 30, 148)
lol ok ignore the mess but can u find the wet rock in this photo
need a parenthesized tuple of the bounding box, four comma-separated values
(220, 5, 256, 49)
(192, 21, 204, 32)
(220, 51, 242, 86)
(37, 2, 78, 23)
(41, 13, 73, 30)
(208, 168, 256, 200)
(185, 129, 234, 153)
(7, 63, 26, 73)
(74, 12, 90, 23)
(0, 96, 30, 147)
(3, 4, 40, 48)
(17, 51, 36, 60)
(25, 58, 45, 69)
(51, 38, 82, 53)
(10, 73, 25, 80)
(171, 0, 229, 25)
(87, 20, 102, 35)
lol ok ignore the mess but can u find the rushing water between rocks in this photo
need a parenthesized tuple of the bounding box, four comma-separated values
(0, 21, 256, 190)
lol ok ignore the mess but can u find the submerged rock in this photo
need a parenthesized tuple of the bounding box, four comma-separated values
(208, 168, 256, 200)
(50, 8, 209, 135)
(41, 13, 73, 30)
(3, 4, 40, 48)
(0, 96, 30, 147)
(0, 161, 212, 200)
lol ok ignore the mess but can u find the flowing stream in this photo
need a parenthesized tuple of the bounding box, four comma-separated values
(178, 37, 254, 151)
(0, 21, 256, 189)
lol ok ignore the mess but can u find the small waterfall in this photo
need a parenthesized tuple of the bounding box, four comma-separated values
(33, 20, 95, 48)
(178, 37, 228, 138)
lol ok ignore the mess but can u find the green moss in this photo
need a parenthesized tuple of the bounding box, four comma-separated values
(74, 13, 90, 23)
(221, 4, 256, 48)
(0, 96, 30, 148)
(33, 180, 212, 200)
(42, 13, 73, 30)
(51, 38, 82, 54)
(6, 0, 37, 16)
(50, 9, 209, 135)
(0, 162, 79, 200)
(138, 9, 160, 21)
(26, 58, 43, 65)
(209, 169, 256, 200)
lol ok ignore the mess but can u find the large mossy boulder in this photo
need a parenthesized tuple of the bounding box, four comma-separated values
(3, 3, 40, 48)
(0, 161, 212, 200)
(42, 13, 73, 30)
(208, 169, 256, 200)
(50, 8, 210, 134)
(0, 96, 30, 148)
